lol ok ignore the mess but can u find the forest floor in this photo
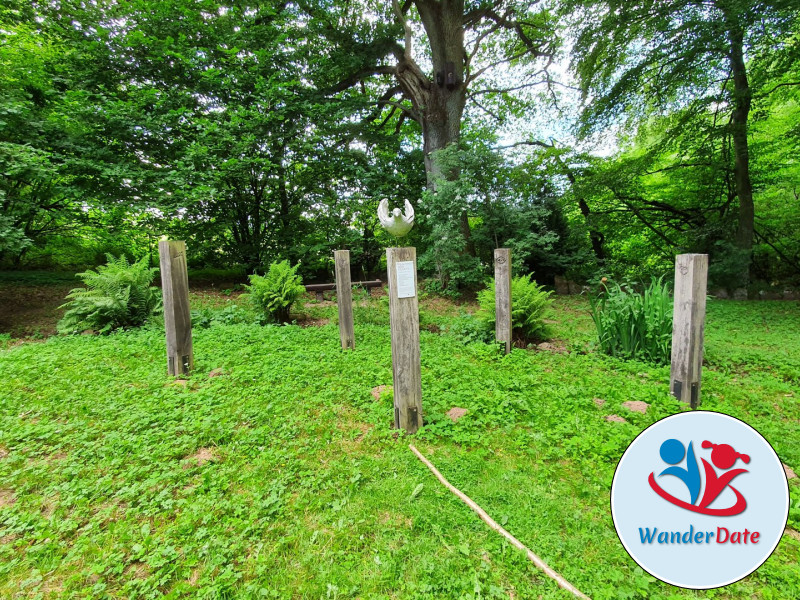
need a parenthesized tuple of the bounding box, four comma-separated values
(1, 275, 799, 599)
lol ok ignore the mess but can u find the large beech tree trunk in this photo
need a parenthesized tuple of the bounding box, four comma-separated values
(394, 0, 473, 254)
(722, 4, 754, 285)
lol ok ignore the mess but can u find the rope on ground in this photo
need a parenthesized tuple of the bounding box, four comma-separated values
(409, 443, 591, 600)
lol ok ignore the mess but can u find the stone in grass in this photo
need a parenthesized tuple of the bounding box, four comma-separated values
(605, 415, 627, 424)
(371, 385, 387, 401)
(593, 398, 606, 408)
(622, 401, 649, 414)
(446, 407, 468, 422)
(208, 368, 225, 378)
(784, 463, 797, 480)
(166, 379, 189, 388)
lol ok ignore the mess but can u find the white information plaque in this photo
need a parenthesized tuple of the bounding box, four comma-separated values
(395, 261, 416, 298)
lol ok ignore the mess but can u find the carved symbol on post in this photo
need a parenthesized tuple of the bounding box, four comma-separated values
(495, 255, 507, 265)
(679, 265, 689, 275)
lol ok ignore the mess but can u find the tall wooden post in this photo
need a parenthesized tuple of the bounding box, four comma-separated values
(386, 247, 422, 433)
(334, 250, 355, 350)
(158, 240, 194, 376)
(494, 248, 512, 354)
(670, 254, 708, 409)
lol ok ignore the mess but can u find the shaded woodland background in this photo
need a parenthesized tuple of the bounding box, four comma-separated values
(2, 0, 799, 293)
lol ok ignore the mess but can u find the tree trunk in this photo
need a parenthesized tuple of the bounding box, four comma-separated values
(395, 0, 473, 255)
(723, 6, 754, 285)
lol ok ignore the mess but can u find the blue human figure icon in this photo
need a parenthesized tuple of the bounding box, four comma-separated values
(658, 439, 701, 505)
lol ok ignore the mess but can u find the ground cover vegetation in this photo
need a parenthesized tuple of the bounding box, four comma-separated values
(1, 286, 799, 598)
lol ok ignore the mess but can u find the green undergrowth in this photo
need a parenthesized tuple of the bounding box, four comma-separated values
(0, 297, 798, 599)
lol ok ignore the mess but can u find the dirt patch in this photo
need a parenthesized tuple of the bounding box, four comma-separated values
(785, 528, 800, 542)
(184, 447, 219, 468)
(605, 415, 627, 424)
(784, 463, 797, 480)
(297, 317, 330, 328)
(0, 283, 74, 338)
(622, 401, 649, 414)
(536, 341, 568, 353)
(208, 368, 226, 378)
(371, 385, 388, 401)
(593, 398, 606, 408)
(0, 489, 16, 508)
(446, 407, 468, 422)
(0, 446, 8, 459)
(188, 568, 202, 587)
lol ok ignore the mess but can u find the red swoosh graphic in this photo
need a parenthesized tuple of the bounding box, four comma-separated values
(648, 473, 747, 516)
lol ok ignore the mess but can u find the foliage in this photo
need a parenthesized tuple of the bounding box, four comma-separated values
(477, 274, 554, 343)
(445, 313, 495, 345)
(589, 277, 673, 364)
(420, 142, 567, 293)
(243, 260, 305, 324)
(191, 304, 254, 329)
(56, 254, 160, 334)
(1, 295, 799, 598)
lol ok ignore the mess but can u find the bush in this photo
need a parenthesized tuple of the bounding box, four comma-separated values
(243, 260, 305, 323)
(446, 313, 494, 345)
(58, 254, 161, 334)
(476, 274, 553, 343)
(589, 277, 672, 364)
(191, 304, 254, 328)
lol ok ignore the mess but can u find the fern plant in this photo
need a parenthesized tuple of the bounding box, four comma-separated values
(58, 254, 161, 334)
(243, 260, 305, 323)
(477, 274, 553, 343)
(589, 277, 673, 364)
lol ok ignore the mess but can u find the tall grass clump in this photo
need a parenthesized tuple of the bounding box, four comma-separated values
(589, 277, 673, 364)
(477, 274, 553, 343)
(58, 254, 161, 334)
(244, 260, 305, 323)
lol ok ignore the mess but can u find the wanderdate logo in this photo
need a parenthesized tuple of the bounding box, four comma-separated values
(611, 412, 789, 589)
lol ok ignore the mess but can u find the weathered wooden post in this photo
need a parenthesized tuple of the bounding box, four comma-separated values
(386, 247, 423, 433)
(158, 240, 194, 376)
(334, 250, 355, 350)
(494, 248, 512, 354)
(670, 253, 708, 409)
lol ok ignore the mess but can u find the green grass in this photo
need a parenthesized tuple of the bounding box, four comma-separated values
(0, 296, 798, 599)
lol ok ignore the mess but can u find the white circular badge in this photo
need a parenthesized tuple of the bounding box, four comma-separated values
(611, 411, 789, 589)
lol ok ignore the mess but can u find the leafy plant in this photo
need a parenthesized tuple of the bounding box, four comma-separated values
(476, 274, 553, 343)
(589, 277, 673, 364)
(446, 313, 494, 345)
(191, 304, 253, 328)
(57, 254, 161, 334)
(243, 260, 305, 323)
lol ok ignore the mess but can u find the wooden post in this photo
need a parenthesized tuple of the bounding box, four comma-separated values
(334, 250, 355, 350)
(386, 247, 422, 433)
(670, 253, 708, 409)
(494, 248, 512, 354)
(158, 240, 194, 376)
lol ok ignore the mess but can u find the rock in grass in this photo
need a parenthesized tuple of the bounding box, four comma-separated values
(605, 415, 627, 424)
(593, 398, 606, 407)
(371, 385, 387, 400)
(784, 463, 797, 480)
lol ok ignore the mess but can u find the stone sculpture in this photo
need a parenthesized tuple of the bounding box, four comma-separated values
(378, 199, 414, 238)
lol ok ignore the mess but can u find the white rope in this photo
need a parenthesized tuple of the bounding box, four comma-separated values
(409, 444, 591, 600)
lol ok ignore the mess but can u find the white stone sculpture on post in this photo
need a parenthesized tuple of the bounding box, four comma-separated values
(379, 199, 422, 433)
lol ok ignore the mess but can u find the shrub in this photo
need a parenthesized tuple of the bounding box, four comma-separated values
(476, 274, 553, 343)
(589, 277, 673, 364)
(243, 260, 305, 323)
(191, 304, 254, 328)
(58, 254, 161, 334)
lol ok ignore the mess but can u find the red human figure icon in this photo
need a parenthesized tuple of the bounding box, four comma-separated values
(698, 441, 750, 510)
